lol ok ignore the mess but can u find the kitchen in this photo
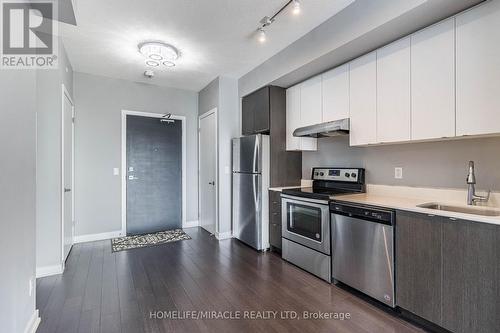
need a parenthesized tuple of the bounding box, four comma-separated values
(7, 1, 500, 332)
(233, 1, 500, 332)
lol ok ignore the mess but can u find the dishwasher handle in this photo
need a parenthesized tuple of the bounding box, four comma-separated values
(330, 202, 395, 225)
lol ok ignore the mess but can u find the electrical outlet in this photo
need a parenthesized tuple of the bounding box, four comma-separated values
(394, 167, 403, 179)
(29, 278, 33, 297)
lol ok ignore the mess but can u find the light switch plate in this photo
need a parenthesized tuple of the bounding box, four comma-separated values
(113, 168, 120, 176)
(394, 167, 403, 179)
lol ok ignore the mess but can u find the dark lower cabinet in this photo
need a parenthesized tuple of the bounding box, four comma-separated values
(396, 211, 443, 325)
(269, 190, 282, 251)
(396, 210, 500, 333)
(441, 218, 500, 333)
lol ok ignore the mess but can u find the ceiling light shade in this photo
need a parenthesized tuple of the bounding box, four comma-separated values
(292, 0, 301, 15)
(257, 28, 266, 43)
(163, 60, 175, 67)
(139, 42, 179, 61)
(145, 59, 160, 67)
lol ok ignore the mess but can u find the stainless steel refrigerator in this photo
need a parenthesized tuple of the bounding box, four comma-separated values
(232, 134, 270, 251)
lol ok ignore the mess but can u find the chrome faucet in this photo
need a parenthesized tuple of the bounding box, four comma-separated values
(466, 161, 490, 205)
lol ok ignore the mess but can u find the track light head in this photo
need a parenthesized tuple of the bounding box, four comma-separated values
(292, 0, 301, 15)
(257, 28, 267, 43)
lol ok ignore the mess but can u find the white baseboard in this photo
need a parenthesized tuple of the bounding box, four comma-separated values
(36, 264, 64, 278)
(24, 309, 40, 333)
(215, 231, 233, 240)
(74, 230, 122, 244)
(183, 220, 199, 228)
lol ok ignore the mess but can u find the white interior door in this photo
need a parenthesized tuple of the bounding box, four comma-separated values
(199, 110, 217, 234)
(63, 90, 74, 261)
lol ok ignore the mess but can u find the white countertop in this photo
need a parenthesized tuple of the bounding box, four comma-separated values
(334, 186, 500, 226)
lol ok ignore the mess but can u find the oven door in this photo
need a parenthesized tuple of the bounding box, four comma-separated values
(281, 194, 330, 254)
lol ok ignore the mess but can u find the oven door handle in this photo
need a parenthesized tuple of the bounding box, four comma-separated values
(280, 194, 329, 205)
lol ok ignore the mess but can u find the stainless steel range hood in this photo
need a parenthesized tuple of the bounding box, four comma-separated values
(293, 119, 349, 138)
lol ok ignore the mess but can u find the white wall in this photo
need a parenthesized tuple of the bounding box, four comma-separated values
(0, 70, 38, 332)
(74, 72, 199, 237)
(36, 38, 74, 273)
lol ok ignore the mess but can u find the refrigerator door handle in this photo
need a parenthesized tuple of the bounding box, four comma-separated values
(252, 174, 258, 206)
(253, 136, 259, 173)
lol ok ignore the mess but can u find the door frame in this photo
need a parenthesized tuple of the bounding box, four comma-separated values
(61, 84, 75, 265)
(121, 109, 187, 236)
(198, 108, 218, 234)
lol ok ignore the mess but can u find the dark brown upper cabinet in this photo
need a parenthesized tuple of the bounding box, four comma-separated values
(242, 86, 271, 135)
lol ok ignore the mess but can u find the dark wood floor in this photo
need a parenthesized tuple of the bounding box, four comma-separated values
(37, 227, 424, 333)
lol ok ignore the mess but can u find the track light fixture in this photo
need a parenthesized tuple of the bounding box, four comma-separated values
(255, 0, 302, 43)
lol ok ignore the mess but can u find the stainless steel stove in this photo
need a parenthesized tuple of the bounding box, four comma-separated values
(280, 167, 365, 282)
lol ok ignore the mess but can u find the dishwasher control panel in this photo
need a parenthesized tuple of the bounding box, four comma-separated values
(330, 202, 394, 225)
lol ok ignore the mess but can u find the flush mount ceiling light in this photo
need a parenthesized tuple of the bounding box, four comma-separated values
(138, 41, 180, 69)
(255, 0, 302, 43)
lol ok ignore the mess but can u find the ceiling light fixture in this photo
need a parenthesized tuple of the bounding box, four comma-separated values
(138, 41, 180, 69)
(254, 0, 303, 43)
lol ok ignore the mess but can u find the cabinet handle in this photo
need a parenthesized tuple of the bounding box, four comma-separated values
(427, 214, 435, 217)
(449, 217, 458, 221)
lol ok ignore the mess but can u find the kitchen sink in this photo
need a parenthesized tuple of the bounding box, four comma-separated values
(417, 203, 500, 217)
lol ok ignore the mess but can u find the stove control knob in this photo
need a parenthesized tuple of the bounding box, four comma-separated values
(344, 172, 350, 178)
(351, 173, 357, 178)
(320, 172, 324, 176)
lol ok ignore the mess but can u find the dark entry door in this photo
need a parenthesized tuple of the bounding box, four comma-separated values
(126, 115, 182, 235)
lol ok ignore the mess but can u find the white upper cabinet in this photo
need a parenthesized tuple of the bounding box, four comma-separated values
(322, 64, 349, 122)
(456, 1, 500, 136)
(286, 85, 317, 151)
(299, 76, 323, 127)
(411, 19, 456, 140)
(376, 37, 411, 143)
(349, 51, 377, 146)
(286, 85, 301, 151)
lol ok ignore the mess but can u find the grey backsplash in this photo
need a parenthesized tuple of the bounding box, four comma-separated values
(302, 136, 500, 191)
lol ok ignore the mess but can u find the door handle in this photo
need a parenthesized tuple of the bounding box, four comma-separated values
(208, 181, 215, 185)
(64, 188, 71, 193)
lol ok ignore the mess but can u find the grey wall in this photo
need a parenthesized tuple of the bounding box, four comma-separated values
(74, 72, 199, 237)
(198, 77, 219, 115)
(0, 70, 37, 332)
(303, 136, 500, 191)
(36, 38, 74, 270)
(217, 77, 239, 234)
(238, 0, 482, 97)
(198, 76, 239, 236)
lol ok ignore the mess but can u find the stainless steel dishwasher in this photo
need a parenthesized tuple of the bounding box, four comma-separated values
(330, 202, 395, 307)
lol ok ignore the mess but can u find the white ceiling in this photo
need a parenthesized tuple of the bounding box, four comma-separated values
(60, 0, 355, 91)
